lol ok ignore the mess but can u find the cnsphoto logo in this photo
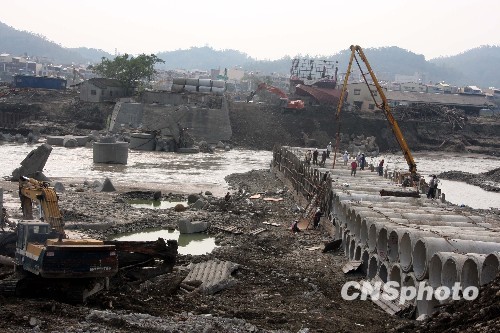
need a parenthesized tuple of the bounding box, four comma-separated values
(341, 281, 479, 304)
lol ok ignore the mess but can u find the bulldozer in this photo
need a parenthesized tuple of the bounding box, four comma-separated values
(0, 177, 118, 302)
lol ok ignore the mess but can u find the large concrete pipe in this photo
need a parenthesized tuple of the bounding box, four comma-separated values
(399, 230, 441, 273)
(368, 221, 400, 257)
(416, 293, 440, 319)
(361, 249, 370, 275)
(441, 253, 468, 290)
(389, 264, 403, 291)
(379, 261, 390, 283)
(346, 200, 448, 211)
(429, 252, 450, 288)
(413, 237, 500, 280)
(367, 254, 380, 280)
(349, 238, 357, 261)
(344, 232, 351, 254)
(481, 252, 500, 285)
(461, 253, 487, 289)
(354, 244, 364, 261)
(361, 217, 407, 248)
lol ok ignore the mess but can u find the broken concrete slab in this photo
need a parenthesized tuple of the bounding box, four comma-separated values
(178, 219, 208, 234)
(183, 259, 240, 294)
(11, 143, 52, 181)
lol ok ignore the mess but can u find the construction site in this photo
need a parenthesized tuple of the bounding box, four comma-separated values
(0, 47, 500, 332)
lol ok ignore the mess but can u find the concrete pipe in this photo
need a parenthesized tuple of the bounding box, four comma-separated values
(461, 253, 487, 289)
(361, 249, 370, 275)
(361, 217, 407, 248)
(481, 252, 500, 285)
(344, 233, 351, 254)
(441, 253, 468, 291)
(93, 142, 129, 165)
(377, 226, 389, 260)
(379, 261, 390, 283)
(401, 213, 485, 224)
(399, 230, 438, 273)
(367, 254, 380, 280)
(334, 222, 342, 241)
(349, 238, 357, 261)
(402, 272, 416, 289)
(416, 293, 440, 318)
(429, 252, 449, 288)
(354, 244, 364, 261)
(413, 237, 500, 280)
(389, 264, 403, 291)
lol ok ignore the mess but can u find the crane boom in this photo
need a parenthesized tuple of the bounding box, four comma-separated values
(335, 45, 417, 178)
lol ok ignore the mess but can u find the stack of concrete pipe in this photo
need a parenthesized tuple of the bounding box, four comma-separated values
(317, 159, 500, 318)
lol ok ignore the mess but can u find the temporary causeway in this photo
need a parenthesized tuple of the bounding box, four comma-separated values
(273, 146, 500, 318)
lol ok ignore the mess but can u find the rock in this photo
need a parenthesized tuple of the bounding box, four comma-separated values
(96, 178, 116, 192)
(192, 199, 206, 210)
(53, 182, 65, 193)
(174, 204, 186, 212)
(188, 194, 200, 204)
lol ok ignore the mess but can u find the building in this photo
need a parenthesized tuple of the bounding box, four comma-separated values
(79, 78, 127, 102)
(346, 82, 384, 111)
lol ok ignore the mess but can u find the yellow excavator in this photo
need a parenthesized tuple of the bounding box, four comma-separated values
(8, 177, 118, 302)
(334, 45, 419, 183)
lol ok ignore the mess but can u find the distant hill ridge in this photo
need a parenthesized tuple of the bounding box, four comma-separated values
(1, 21, 499, 87)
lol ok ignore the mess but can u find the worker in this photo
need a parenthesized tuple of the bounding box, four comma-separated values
(320, 150, 327, 166)
(313, 208, 322, 229)
(343, 151, 349, 166)
(427, 175, 439, 199)
(312, 149, 319, 165)
(291, 220, 300, 233)
(224, 192, 231, 201)
(378, 159, 384, 176)
(326, 142, 332, 158)
(351, 160, 358, 176)
(360, 153, 366, 170)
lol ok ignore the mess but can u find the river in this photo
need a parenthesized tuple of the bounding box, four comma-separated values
(1, 143, 499, 209)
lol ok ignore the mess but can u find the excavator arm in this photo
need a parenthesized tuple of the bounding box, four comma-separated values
(19, 177, 65, 237)
(334, 45, 418, 178)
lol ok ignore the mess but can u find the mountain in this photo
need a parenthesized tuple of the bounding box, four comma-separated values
(1, 20, 499, 87)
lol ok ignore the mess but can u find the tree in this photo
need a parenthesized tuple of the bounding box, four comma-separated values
(92, 53, 165, 94)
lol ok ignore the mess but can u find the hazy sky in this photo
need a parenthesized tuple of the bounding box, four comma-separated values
(2, 0, 499, 60)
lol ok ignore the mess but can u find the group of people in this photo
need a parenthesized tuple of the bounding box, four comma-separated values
(304, 148, 328, 166)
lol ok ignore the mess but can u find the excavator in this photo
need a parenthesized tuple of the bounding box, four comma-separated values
(333, 45, 419, 184)
(247, 82, 305, 111)
(2, 177, 118, 302)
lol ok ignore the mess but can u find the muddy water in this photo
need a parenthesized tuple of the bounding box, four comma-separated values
(0, 143, 271, 196)
(1, 143, 499, 209)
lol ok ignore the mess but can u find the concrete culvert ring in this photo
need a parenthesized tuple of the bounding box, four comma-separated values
(442, 258, 459, 289)
(481, 253, 500, 285)
(361, 250, 370, 275)
(389, 264, 402, 290)
(379, 262, 388, 283)
(360, 220, 368, 245)
(400, 233, 413, 272)
(412, 239, 428, 280)
(349, 239, 356, 260)
(429, 254, 444, 288)
(461, 259, 480, 289)
(354, 245, 363, 261)
(387, 230, 399, 263)
(368, 224, 377, 252)
(377, 227, 388, 260)
(345, 234, 351, 254)
(368, 255, 379, 279)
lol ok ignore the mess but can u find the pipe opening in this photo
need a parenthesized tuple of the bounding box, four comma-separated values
(416, 297, 440, 317)
(389, 265, 402, 291)
(387, 230, 399, 263)
(354, 215, 361, 240)
(413, 240, 427, 280)
(368, 255, 378, 279)
(361, 250, 370, 275)
(481, 254, 499, 285)
(379, 263, 388, 283)
(368, 224, 377, 252)
(360, 219, 368, 245)
(345, 233, 351, 254)
(461, 259, 479, 289)
(400, 233, 412, 272)
(377, 228, 388, 259)
(354, 245, 362, 261)
(429, 255, 443, 288)
(442, 258, 458, 289)
(349, 239, 356, 261)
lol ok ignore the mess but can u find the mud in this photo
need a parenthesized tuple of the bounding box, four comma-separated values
(0, 170, 409, 333)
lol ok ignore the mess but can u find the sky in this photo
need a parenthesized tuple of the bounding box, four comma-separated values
(1, 0, 499, 61)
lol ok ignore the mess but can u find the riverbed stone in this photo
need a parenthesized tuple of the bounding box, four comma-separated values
(178, 219, 208, 234)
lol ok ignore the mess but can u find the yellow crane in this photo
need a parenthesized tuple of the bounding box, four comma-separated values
(333, 45, 418, 181)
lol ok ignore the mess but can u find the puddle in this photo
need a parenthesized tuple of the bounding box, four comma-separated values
(110, 229, 217, 255)
(126, 199, 188, 209)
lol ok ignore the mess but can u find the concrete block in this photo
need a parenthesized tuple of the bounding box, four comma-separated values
(191, 199, 206, 210)
(46, 136, 65, 146)
(12, 144, 53, 181)
(129, 133, 156, 151)
(178, 219, 208, 234)
(183, 260, 240, 294)
(93, 142, 129, 164)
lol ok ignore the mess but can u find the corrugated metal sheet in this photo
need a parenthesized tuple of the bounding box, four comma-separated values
(14, 75, 66, 90)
